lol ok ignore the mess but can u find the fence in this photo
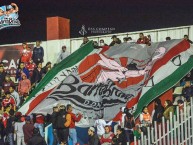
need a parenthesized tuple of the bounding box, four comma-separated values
(134, 97, 193, 145)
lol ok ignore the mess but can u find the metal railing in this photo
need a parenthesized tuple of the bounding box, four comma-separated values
(134, 97, 193, 145)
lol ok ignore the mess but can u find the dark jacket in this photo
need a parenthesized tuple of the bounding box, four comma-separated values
(23, 123, 34, 143)
(55, 110, 68, 129)
(0, 71, 6, 87)
(27, 133, 47, 145)
(5, 116, 15, 134)
(16, 68, 30, 81)
(88, 134, 100, 145)
(112, 132, 127, 145)
(153, 105, 164, 124)
(51, 112, 58, 129)
(31, 68, 43, 85)
(32, 47, 44, 63)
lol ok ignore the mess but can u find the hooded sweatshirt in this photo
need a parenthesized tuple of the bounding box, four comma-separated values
(18, 73, 31, 95)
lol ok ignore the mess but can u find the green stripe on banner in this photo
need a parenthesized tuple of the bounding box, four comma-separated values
(24, 41, 94, 104)
(134, 55, 193, 118)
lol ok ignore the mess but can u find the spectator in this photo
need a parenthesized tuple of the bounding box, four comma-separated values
(2, 91, 16, 111)
(56, 104, 71, 145)
(137, 33, 150, 45)
(139, 106, 152, 126)
(139, 106, 152, 136)
(57, 46, 70, 63)
(67, 104, 82, 145)
(80, 36, 89, 47)
(42, 62, 52, 76)
(23, 116, 34, 144)
(0, 66, 6, 97)
(25, 59, 36, 79)
(88, 127, 100, 145)
(20, 42, 32, 64)
(112, 126, 127, 145)
(5, 109, 15, 145)
(123, 110, 135, 143)
(2, 75, 15, 93)
(182, 81, 193, 101)
(16, 62, 30, 81)
(163, 100, 174, 120)
(27, 128, 47, 145)
(109, 35, 121, 46)
(100, 125, 114, 145)
(99, 39, 108, 47)
(0, 114, 4, 142)
(34, 114, 45, 137)
(166, 37, 171, 41)
(31, 62, 43, 87)
(147, 35, 151, 42)
(133, 124, 141, 140)
(18, 73, 31, 97)
(9, 86, 20, 108)
(184, 35, 193, 44)
(93, 41, 99, 48)
(32, 40, 44, 65)
(51, 106, 59, 145)
(94, 114, 106, 138)
(123, 37, 129, 42)
(152, 98, 164, 125)
(15, 116, 25, 145)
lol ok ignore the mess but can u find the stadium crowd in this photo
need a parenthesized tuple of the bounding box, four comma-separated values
(0, 33, 192, 145)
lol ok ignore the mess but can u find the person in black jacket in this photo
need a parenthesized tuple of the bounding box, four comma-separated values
(88, 127, 100, 145)
(32, 40, 44, 65)
(51, 106, 59, 145)
(31, 62, 43, 87)
(5, 109, 15, 145)
(152, 98, 164, 126)
(112, 126, 127, 145)
(0, 65, 6, 98)
(27, 128, 47, 145)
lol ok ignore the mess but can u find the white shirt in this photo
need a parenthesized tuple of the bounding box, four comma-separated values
(11, 90, 20, 107)
(94, 119, 106, 136)
(15, 121, 25, 137)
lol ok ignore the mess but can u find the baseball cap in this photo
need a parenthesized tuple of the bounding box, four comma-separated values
(89, 127, 95, 132)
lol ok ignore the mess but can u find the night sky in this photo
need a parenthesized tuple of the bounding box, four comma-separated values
(0, 0, 193, 44)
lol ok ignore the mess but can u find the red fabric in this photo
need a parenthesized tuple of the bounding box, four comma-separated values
(18, 74, 31, 95)
(2, 97, 16, 108)
(137, 36, 149, 44)
(26, 63, 36, 77)
(100, 132, 114, 144)
(100, 46, 110, 54)
(112, 111, 122, 122)
(20, 49, 32, 63)
(36, 114, 44, 124)
(69, 112, 82, 128)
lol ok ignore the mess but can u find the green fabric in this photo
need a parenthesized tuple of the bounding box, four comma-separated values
(23, 41, 94, 105)
(133, 130, 141, 139)
(134, 56, 193, 118)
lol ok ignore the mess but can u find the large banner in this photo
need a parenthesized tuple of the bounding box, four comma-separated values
(19, 40, 193, 127)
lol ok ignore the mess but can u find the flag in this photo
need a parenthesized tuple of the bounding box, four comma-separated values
(19, 39, 193, 127)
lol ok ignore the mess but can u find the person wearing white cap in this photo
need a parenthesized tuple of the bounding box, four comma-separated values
(88, 127, 100, 145)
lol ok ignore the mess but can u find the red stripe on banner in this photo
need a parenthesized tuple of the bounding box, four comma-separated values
(78, 54, 101, 74)
(26, 88, 55, 115)
(119, 57, 128, 67)
(149, 40, 190, 77)
(126, 92, 141, 108)
(114, 75, 144, 89)
(80, 65, 102, 83)
(100, 46, 110, 54)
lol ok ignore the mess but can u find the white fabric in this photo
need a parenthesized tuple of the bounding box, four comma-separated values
(94, 119, 106, 136)
(15, 121, 25, 137)
(11, 90, 20, 107)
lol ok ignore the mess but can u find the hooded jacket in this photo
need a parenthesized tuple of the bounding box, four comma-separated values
(18, 73, 31, 95)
